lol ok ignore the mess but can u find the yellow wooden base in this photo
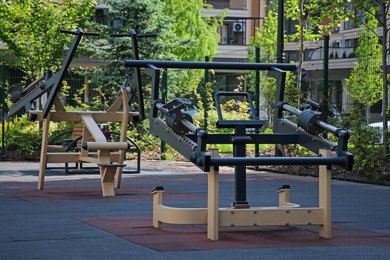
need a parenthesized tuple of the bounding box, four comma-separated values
(152, 149, 333, 240)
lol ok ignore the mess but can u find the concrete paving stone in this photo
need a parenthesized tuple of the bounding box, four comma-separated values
(0, 160, 390, 259)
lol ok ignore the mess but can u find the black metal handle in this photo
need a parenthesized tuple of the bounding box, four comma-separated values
(111, 33, 157, 38)
(60, 28, 99, 36)
(60, 29, 78, 35)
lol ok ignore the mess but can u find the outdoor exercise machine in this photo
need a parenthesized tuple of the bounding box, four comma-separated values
(8, 28, 141, 197)
(124, 58, 353, 240)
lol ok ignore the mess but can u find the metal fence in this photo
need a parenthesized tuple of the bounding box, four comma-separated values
(299, 29, 386, 125)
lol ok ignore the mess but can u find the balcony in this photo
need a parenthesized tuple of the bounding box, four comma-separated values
(307, 47, 355, 60)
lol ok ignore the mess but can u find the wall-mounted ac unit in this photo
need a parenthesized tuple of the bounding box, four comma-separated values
(233, 23, 244, 32)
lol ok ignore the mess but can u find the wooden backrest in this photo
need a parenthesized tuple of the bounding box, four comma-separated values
(72, 124, 84, 139)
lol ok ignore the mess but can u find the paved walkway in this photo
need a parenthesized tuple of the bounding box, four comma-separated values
(0, 160, 389, 259)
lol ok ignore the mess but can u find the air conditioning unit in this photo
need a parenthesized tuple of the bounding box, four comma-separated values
(233, 23, 244, 32)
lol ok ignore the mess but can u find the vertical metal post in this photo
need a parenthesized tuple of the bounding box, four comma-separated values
(1, 58, 5, 160)
(233, 126, 249, 208)
(203, 56, 209, 130)
(130, 30, 145, 120)
(160, 68, 168, 159)
(254, 47, 260, 164)
(275, 0, 285, 157)
(323, 35, 329, 109)
(322, 35, 329, 139)
(276, 0, 285, 63)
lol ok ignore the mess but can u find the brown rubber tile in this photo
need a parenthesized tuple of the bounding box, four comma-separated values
(79, 216, 390, 252)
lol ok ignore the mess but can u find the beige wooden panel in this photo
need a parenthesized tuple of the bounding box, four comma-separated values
(46, 153, 80, 163)
(81, 114, 106, 142)
(219, 207, 323, 227)
(155, 205, 208, 225)
(31, 111, 138, 122)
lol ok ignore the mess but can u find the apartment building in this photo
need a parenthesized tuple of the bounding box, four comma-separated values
(1, 1, 384, 122)
(295, 14, 384, 122)
(205, 0, 264, 61)
(203, 0, 265, 91)
(208, 1, 387, 122)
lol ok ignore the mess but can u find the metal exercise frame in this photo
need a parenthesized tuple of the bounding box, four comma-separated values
(124, 58, 354, 240)
(9, 28, 99, 118)
(124, 60, 353, 173)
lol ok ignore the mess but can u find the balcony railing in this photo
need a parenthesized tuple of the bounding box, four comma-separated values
(307, 47, 355, 61)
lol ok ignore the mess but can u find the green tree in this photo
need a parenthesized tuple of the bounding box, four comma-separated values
(162, 0, 226, 117)
(0, 0, 95, 81)
(354, 0, 390, 155)
(345, 9, 383, 177)
(248, 7, 299, 124)
(79, 0, 226, 118)
(82, 0, 225, 100)
(346, 10, 382, 117)
(248, 8, 277, 123)
(162, 0, 226, 61)
(78, 0, 177, 109)
(76, 0, 225, 156)
(285, 0, 352, 93)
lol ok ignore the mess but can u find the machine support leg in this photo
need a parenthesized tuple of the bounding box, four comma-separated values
(38, 116, 50, 190)
(278, 185, 291, 206)
(207, 149, 219, 240)
(319, 149, 332, 238)
(100, 166, 116, 197)
(233, 126, 249, 208)
(152, 187, 164, 228)
(234, 165, 248, 206)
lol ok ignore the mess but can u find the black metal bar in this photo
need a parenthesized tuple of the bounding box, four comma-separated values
(1, 58, 5, 160)
(271, 67, 287, 128)
(233, 125, 248, 206)
(146, 65, 161, 118)
(281, 103, 344, 136)
(209, 156, 347, 167)
(254, 47, 260, 163)
(160, 68, 168, 159)
(42, 28, 93, 118)
(181, 119, 201, 133)
(124, 60, 296, 71)
(276, 0, 285, 63)
(131, 30, 146, 120)
(203, 56, 209, 130)
(195, 133, 300, 145)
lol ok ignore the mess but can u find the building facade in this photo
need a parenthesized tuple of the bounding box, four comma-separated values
(207, 0, 387, 123)
(1, 1, 387, 123)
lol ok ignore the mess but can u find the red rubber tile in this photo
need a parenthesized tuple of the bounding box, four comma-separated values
(80, 216, 390, 252)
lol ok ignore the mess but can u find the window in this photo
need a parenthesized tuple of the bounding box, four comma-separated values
(94, 8, 108, 25)
(219, 19, 246, 45)
(285, 51, 298, 63)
